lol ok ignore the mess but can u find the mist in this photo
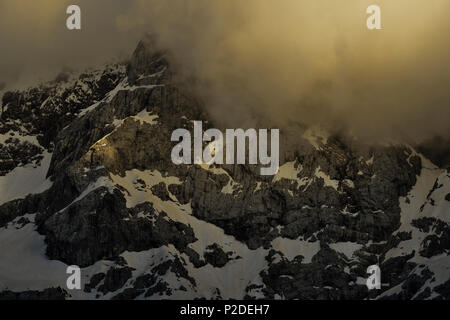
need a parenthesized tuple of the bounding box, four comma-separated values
(0, 0, 138, 88)
(1, 0, 450, 142)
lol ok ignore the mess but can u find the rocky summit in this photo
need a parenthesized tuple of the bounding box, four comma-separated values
(0, 39, 449, 300)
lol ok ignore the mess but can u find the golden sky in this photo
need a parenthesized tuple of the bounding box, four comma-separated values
(1, 0, 449, 141)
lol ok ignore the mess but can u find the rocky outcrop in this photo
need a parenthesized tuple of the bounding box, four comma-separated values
(41, 190, 197, 267)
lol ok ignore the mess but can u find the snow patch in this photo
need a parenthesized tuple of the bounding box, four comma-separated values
(0, 152, 53, 205)
(314, 166, 339, 190)
(131, 110, 159, 125)
(329, 242, 362, 260)
(271, 237, 320, 263)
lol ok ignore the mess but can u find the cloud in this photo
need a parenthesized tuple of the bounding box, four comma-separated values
(0, 0, 139, 87)
(1, 0, 449, 142)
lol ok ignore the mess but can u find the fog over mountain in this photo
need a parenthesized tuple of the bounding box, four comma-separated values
(0, 2, 449, 300)
(1, 0, 450, 143)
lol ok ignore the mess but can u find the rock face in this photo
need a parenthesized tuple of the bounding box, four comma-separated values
(0, 39, 449, 300)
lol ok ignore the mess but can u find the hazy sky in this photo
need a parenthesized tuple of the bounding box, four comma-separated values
(0, 0, 137, 87)
(1, 0, 449, 142)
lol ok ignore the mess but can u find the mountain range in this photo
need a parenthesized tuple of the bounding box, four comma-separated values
(0, 39, 449, 300)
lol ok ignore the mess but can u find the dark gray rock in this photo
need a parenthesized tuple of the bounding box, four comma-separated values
(261, 246, 366, 300)
(40, 189, 197, 266)
(98, 267, 134, 294)
(0, 287, 67, 300)
(204, 244, 233, 268)
(84, 273, 106, 293)
(435, 279, 450, 300)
